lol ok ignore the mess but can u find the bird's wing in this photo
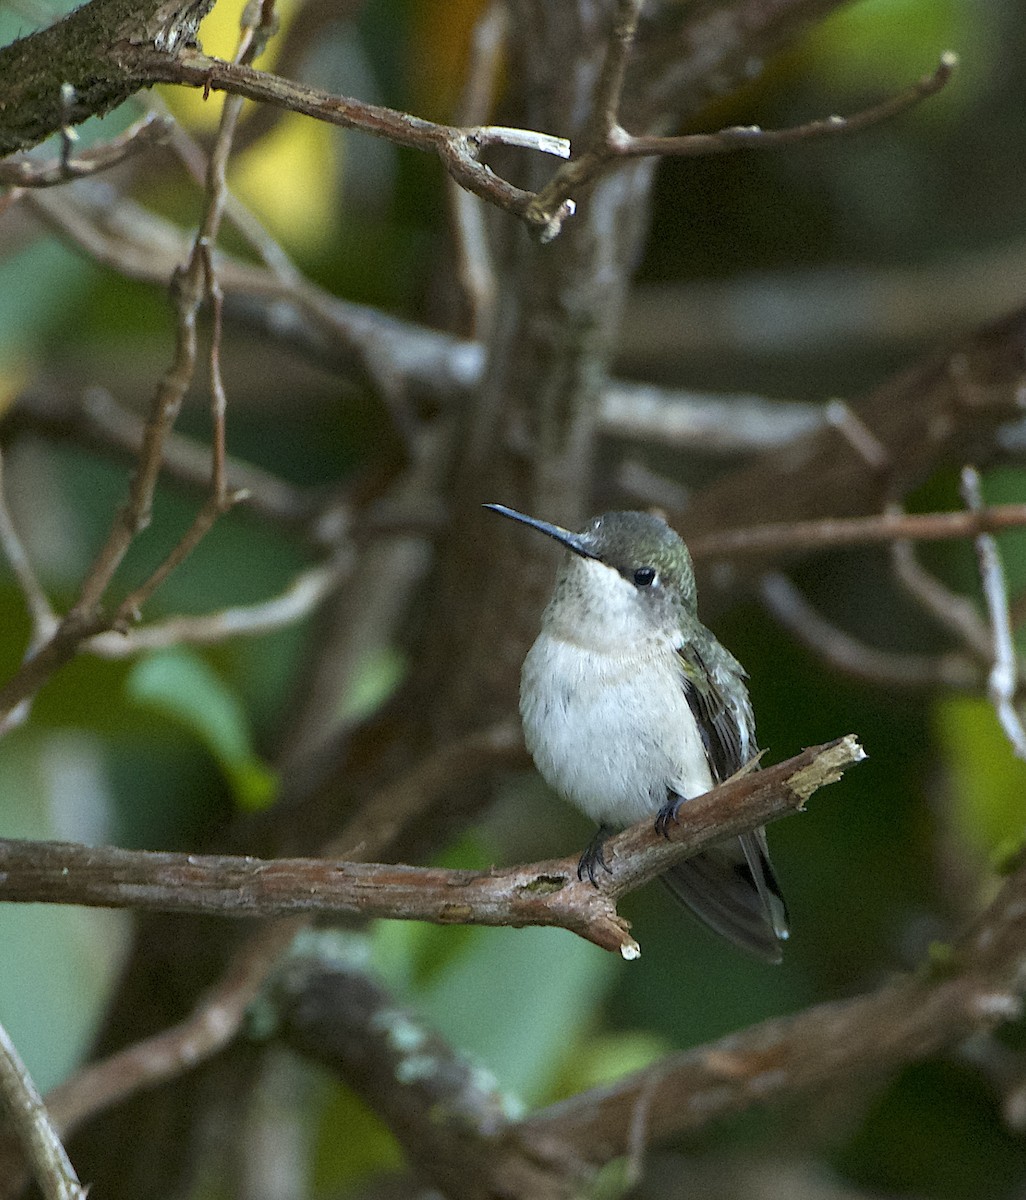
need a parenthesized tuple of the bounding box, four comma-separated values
(667, 635, 789, 960)
(676, 637, 752, 784)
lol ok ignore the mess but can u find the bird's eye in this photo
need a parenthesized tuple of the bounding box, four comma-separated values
(633, 566, 656, 587)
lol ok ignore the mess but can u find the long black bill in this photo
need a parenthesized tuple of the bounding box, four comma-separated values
(483, 504, 599, 560)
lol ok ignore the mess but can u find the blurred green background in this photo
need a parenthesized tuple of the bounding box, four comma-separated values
(3, 0, 1026, 1195)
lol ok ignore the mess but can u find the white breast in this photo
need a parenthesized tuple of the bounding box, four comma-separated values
(519, 631, 714, 827)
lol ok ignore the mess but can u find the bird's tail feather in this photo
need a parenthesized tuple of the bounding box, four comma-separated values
(660, 828, 789, 963)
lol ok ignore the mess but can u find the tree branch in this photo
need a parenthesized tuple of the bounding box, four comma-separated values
(271, 943, 584, 1200)
(0, 2, 275, 729)
(0, 1021, 86, 1200)
(759, 572, 981, 690)
(517, 849, 1026, 1163)
(689, 503, 1026, 562)
(0, 737, 863, 958)
(0, 112, 171, 187)
(618, 53, 957, 159)
(679, 303, 1026, 607)
(526, 47, 955, 237)
(0, 2, 569, 231)
(960, 465, 1026, 759)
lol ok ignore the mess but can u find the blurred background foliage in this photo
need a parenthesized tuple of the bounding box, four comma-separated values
(3, 0, 1026, 1195)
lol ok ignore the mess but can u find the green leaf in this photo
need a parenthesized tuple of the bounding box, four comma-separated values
(934, 694, 1026, 869)
(411, 925, 619, 1107)
(312, 1083, 403, 1190)
(803, 0, 974, 99)
(0, 729, 128, 1092)
(125, 648, 277, 810)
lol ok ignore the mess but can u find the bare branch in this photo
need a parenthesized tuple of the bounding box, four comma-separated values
(83, 556, 349, 656)
(586, 0, 645, 145)
(518, 845, 1026, 1162)
(960, 466, 1026, 759)
(601, 384, 825, 453)
(689, 503, 1026, 562)
(0, 446, 56, 647)
(0, 111, 171, 187)
(526, 43, 954, 238)
(524, 0, 644, 238)
(618, 53, 958, 160)
(759, 572, 981, 690)
(0, 1020, 86, 1200)
(891, 529, 993, 660)
(447, 0, 507, 336)
(0, 737, 863, 959)
(271, 942, 582, 1200)
(7, 722, 526, 1153)
(127, 47, 568, 230)
(18, 185, 833, 459)
(0, 2, 275, 727)
(45, 918, 304, 1137)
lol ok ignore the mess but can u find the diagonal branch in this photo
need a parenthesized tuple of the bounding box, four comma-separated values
(518, 848, 1026, 1163)
(618, 52, 957, 159)
(0, 737, 863, 959)
(0, 1021, 86, 1200)
(0, 2, 272, 730)
(759, 572, 981, 690)
(526, 49, 955, 237)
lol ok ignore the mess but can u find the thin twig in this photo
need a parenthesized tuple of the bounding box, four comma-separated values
(585, 0, 645, 146)
(104, 9, 270, 628)
(0, 112, 171, 187)
(823, 398, 890, 473)
(525, 0, 644, 237)
(0, 1020, 86, 1200)
(960, 466, 1026, 759)
(688, 503, 1026, 561)
(0, 3, 274, 725)
(890, 526, 992, 659)
(84, 556, 349, 656)
(76, 1, 269, 616)
(0, 447, 57, 647)
(618, 53, 958, 160)
(527, 44, 955, 237)
(447, 0, 507, 336)
(760, 572, 980, 690)
(152, 94, 304, 285)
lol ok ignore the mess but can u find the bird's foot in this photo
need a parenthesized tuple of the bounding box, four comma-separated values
(654, 792, 686, 839)
(577, 825, 614, 886)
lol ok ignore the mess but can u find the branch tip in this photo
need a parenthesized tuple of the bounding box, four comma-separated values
(785, 735, 865, 802)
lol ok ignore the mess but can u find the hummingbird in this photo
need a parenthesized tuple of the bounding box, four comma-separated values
(485, 504, 789, 962)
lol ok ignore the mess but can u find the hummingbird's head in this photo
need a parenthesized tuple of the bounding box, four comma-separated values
(485, 505, 699, 643)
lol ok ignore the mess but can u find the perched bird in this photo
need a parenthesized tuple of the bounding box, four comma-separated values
(486, 504, 789, 962)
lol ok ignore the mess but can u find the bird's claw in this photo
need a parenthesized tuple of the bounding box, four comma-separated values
(577, 825, 614, 886)
(654, 793, 685, 839)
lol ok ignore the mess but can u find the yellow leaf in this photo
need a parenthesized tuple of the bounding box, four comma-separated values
(229, 112, 339, 254)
